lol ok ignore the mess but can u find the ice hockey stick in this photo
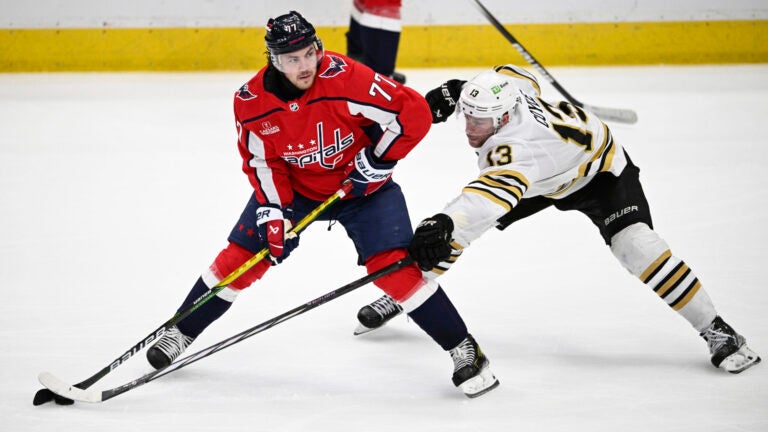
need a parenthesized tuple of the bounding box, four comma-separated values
(38, 257, 413, 403)
(32, 183, 352, 406)
(471, 0, 638, 124)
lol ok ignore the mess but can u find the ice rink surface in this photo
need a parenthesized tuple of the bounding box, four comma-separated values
(1, 64, 766, 431)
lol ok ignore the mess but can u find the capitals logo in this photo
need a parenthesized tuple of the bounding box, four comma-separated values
(236, 84, 256, 101)
(319, 55, 348, 78)
(283, 121, 354, 169)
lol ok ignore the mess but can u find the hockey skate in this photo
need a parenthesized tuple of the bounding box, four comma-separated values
(353, 294, 403, 335)
(146, 326, 195, 370)
(449, 334, 499, 398)
(700, 316, 761, 373)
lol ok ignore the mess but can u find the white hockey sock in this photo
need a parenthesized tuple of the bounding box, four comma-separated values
(611, 223, 716, 332)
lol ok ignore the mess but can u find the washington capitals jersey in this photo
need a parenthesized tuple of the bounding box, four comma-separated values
(443, 64, 628, 247)
(233, 51, 431, 206)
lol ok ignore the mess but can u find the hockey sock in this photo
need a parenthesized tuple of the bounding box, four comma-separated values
(358, 25, 400, 77)
(175, 276, 233, 338)
(638, 251, 717, 332)
(611, 223, 716, 332)
(366, 249, 426, 301)
(407, 287, 468, 351)
(346, 17, 364, 61)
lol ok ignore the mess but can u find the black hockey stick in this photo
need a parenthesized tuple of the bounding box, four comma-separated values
(471, 0, 638, 124)
(38, 256, 414, 403)
(32, 183, 352, 406)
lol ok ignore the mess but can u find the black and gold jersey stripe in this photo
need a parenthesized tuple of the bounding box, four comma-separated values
(426, 245, 463, 276)
(544, 122, 616, 198)
(463, 169, 530, 212)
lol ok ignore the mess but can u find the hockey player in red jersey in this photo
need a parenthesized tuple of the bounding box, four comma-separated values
(145, 11, 498, 398)
(359, 65, 761, 374)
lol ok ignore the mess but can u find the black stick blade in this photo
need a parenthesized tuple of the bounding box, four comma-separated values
(54, 394, 75, 405)
(33, 387, 75, 406)
(32, 388, 54, 406)
(32, 389, 75, 406)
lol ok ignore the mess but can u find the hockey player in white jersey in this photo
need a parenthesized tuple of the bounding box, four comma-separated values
(357, 64, 760, 374)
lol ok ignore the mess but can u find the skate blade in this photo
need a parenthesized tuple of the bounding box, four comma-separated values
(458, 365, 500, 398)
(353, 323, 377, 336)
(353, 310, 403, 336)
(721, 345, 761, 374)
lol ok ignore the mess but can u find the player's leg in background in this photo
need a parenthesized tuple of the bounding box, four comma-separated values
(346, 0, 406, 83)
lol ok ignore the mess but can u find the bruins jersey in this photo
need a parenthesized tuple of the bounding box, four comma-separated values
(443, 64, 628, 249)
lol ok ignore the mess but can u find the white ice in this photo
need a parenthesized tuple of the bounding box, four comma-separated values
(1, 65, 766, 432)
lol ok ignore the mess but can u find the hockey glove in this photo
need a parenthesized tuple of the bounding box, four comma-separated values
(345, 146, 396, 198)
(424, 79, 466, 123)
(256, 205, 299, 265)
(409, 213, 455, 271)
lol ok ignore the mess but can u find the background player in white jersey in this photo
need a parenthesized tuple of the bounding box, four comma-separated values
(358, 64, 760, 374)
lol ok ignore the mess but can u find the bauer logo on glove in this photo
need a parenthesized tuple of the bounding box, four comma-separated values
(345, 146, 397, 198)
(424, 79, 466, 124)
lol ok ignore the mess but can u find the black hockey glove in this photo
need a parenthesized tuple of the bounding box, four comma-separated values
(409, 213, 455, 271)
(424, 79, 465, 123)
(256, 205, 299, 265)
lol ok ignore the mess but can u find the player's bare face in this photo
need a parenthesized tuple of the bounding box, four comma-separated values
(276, 45, 319, 90)
(463, 114, 495, 148)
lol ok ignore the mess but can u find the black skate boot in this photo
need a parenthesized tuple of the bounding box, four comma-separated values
(146, 326, 195, 370)
(354, 294, 403, 335)
(390, 72, 406, 84)
(449, 334, 499, 398)
(700, 316, 760, 373)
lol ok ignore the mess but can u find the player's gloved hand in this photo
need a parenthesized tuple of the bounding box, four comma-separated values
(345, 146, 396, 198)
(409, 213, 455, 271)
(424, 79, 466, 123)
(256, 204, 299, 265)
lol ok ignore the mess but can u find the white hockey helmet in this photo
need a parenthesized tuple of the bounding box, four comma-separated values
(458, 70, 519, 129)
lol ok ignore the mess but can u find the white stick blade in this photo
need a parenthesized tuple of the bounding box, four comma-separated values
(583, 104, 638, 124)
(38, 372, 102, 403)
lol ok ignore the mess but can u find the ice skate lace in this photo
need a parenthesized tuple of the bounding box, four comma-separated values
(154, 327, 193, 360)
(370, 295, 401, 317)
(701, 328, 736, 355)
(450, 339, 477, 372)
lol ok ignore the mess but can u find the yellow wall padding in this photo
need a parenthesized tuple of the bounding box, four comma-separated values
(1, 20, 766, 72)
